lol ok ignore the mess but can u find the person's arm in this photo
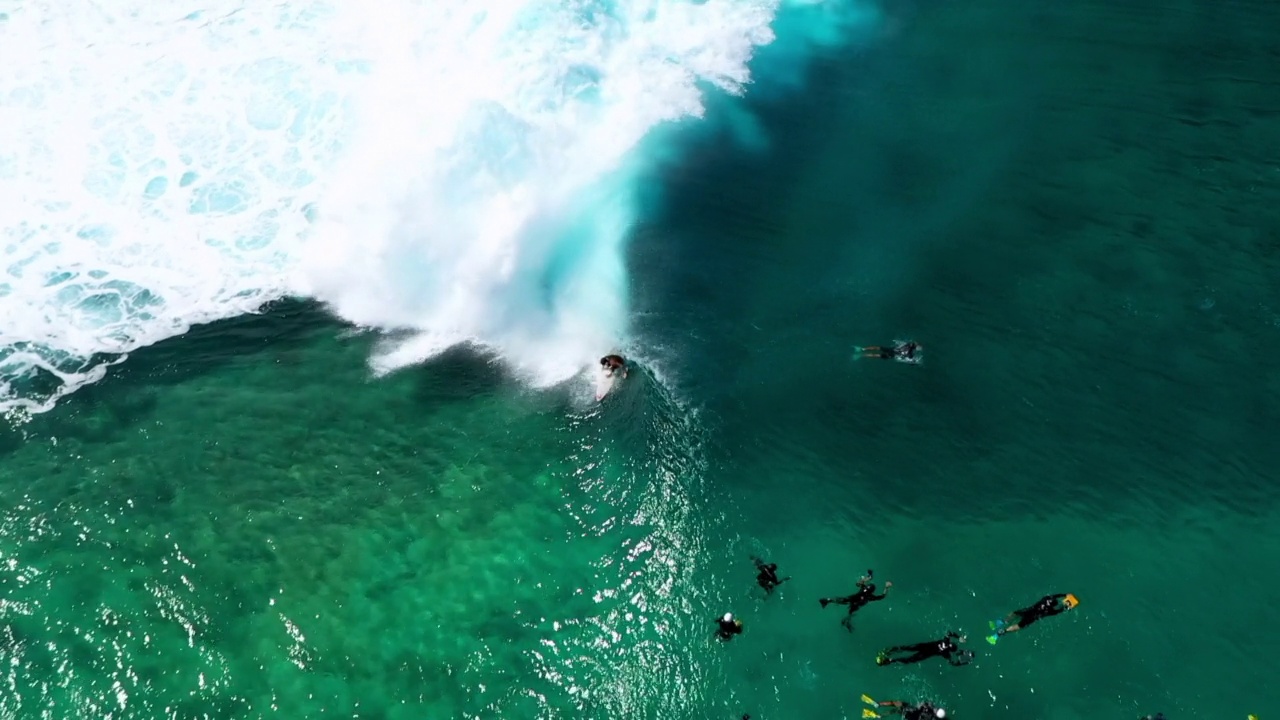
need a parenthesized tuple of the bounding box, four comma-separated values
(871, 581, 893, 600)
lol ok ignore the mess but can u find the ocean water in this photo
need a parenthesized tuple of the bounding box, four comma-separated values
(2, 0, 1279, 719)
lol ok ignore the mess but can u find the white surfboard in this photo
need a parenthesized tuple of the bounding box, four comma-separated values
(594, 368, 618, 401)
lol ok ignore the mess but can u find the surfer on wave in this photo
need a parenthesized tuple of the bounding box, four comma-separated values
(600, 354, 628, 378)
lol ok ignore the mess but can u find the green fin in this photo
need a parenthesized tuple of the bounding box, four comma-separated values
(986, 634, 999, 645)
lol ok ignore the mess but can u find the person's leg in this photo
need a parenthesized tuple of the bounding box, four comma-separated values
(879, 643, 929, 665)
(841, 611, 854, 631)
(896, 649, 931, 664)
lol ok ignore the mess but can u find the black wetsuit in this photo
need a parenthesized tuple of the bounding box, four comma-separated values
(753, 558, 788, 594)
(1012, 594, 1068, 629)
(716, 617, 743, 640)
(820, 583, 887, 629)
(875, 342, 918, 360)
(879, 632, 972, 666)
(900, 703, 942, 720)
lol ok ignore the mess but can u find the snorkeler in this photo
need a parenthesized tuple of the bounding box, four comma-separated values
(716, 612, 744, 641)
(859, 341, 920, 361)
(600, 354, 628, 378)
(818, 569, 891, 631)
(988, 593, 1078, 642)
(875, 700, 947, 720)
(752, 557, 791, 594)
(876, 631, 973, 667)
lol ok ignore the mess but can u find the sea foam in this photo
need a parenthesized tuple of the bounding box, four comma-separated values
(0, 0, 877, 415)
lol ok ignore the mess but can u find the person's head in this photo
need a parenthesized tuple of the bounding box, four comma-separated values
(723, 612, 733, 623)
(933, 709, 946, 719)
(1064, 593, 1080, 610)
(600, 357, 609, 367)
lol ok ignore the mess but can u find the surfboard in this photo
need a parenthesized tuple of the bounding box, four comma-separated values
(594, 369, 617, 401)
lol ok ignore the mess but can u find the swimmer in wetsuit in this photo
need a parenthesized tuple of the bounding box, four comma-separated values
(992, 593, 1077, 638)
(716, 612, 744, 641)
(876, 631, 973, 667)
(876, 700, 947, 720)
(860, 341, 920, 361)
(752, 557, 790, 595)
(818, 569, 892, 631)
(600, 354, 628, 378)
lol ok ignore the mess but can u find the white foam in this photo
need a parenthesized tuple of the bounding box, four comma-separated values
(0, 0, 783, 415)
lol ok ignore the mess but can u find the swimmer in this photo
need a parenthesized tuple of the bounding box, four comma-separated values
(716, 612, 744, 641)
(990, 593, 1078, 639)
(752, 557, 791, 595)
(600, 354, 628, 378)
(819, 569, 892, 631)
(859, 341, 920, 361)
(876, 700, 947, 720)
(876, 631, 973, 667)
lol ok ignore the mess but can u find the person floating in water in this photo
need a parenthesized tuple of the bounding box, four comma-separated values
(600, 354, 628, 378)
(716, 612, 744, 640)
(752, 557, 790, 595)
(988, 593, 1078, 643)
(819, 569, 892, 631)
(876, 631, 973, 667)
(875, 700, 947, 720)
(859, 341, 920, 361)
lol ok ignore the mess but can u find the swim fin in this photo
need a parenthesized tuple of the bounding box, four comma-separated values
(863, 710, 880, 719)
(861, 694, 877, 705)
(986, 634, 999, 645)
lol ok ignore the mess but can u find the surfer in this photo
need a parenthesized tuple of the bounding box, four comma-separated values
(716, 612, 744, 640)
(876, 631, 973, 667)
(752, 557, 790, 594)
(819, 569, 891, 631)
(988, 593, 1078, 642)
(859, 341, 919, 361)
(875, 700, 947, 720)
(600, 354, 628, 378)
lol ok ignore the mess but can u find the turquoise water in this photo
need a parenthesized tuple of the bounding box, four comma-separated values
(3, 1, 1280, 719)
